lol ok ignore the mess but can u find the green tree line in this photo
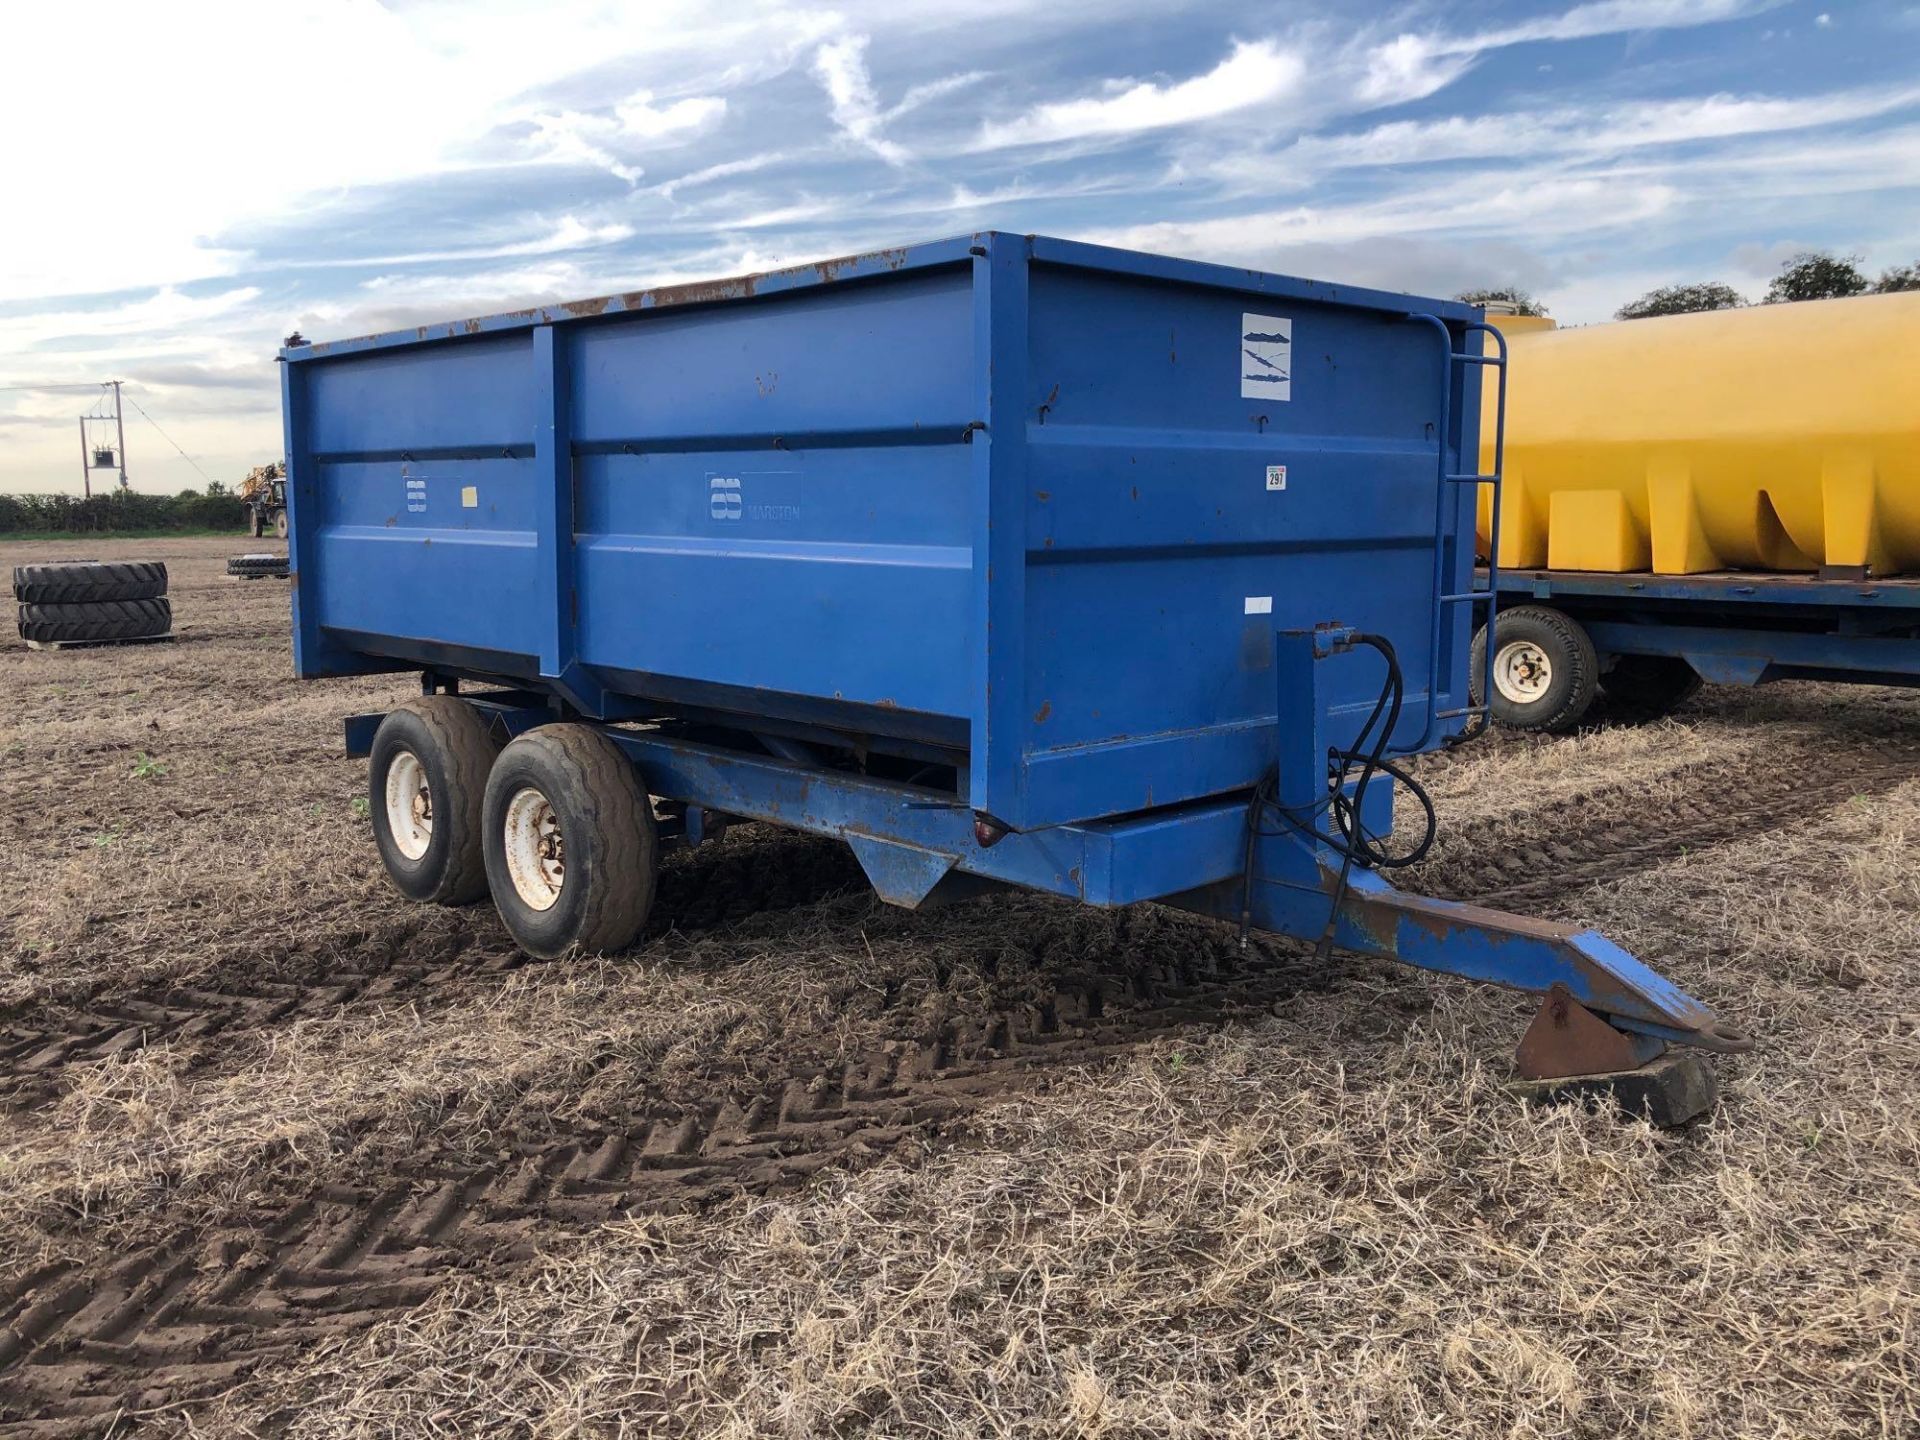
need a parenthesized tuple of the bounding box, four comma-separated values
(1459, 250, 1920, 322)
(0, 484, 249, 535)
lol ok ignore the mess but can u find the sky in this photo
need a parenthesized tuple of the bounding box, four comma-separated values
(1, 0, 1916, 494)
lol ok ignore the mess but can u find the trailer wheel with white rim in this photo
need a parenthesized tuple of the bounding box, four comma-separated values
(367, 697, 498, 905)
(1470, 604, 1599, 733)
(482, 724, 658, 958)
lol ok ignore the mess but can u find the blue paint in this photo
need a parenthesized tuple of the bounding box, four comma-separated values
(289, 232, 1481, 834)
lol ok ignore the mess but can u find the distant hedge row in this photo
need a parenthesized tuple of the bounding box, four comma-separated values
(0, 490, 248, 534)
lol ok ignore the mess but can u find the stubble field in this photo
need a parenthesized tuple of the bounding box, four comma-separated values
(1, 535, 1915, 1437)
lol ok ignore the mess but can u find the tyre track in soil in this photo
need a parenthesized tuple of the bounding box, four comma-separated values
(0, 834, 868, 1115)
(6, 735, 1911, 1108)
(4, 742, 1918, 1431)
(1410, 739, 1920, 911)
(0, 930, 1342, 1434)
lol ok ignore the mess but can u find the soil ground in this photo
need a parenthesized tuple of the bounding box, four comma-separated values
(1, 536, 1915, 1437)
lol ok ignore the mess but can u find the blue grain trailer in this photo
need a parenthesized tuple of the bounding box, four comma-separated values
(1476, 568, 1920, 730)
(283, 233, 1750, 1119)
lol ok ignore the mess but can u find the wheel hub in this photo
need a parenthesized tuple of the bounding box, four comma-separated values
(503, 787, 565, 911)
(1493, 640, 1554, 704)
(384, 751, 433, 860)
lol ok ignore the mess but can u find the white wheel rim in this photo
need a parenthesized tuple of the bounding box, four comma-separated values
(503, 787, 565, 911)
(384, 751, 433, 861)
(1493, 640, 1554, 704)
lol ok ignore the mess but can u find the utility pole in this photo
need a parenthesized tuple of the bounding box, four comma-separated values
(74, 381, 129, 494)
(112, 380, 127, 489)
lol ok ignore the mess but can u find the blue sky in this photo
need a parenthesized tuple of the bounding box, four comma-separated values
(1, 0, 1915, 493)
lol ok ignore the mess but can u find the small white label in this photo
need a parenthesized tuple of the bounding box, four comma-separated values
(709, 475, 742, 521)
(1244, 595, 1273, 615)
(1266, 465, 1287, 492)
(460, 485, 478, 508)
(1240, 313, 1292, 402)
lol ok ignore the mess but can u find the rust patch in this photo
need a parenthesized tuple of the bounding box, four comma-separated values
(563, 296, 611, 317)
(1034, 490, 1050, 502)
(622, 274, 760, 311)
(816, 247, 911, 284)
(1033, 701, 1051, 724)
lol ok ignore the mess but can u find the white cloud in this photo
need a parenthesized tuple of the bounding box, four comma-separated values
(975, 40, 1304, 150)
(1358, 0, 1777, 107)
(523, 112, 647, 183)
(292, 217, 637, 270)
(887, 71, 989, 121)
(1474, 0, 1776, 47)
(0, 287, 264, 358)
(1358, 34, 1480, 106)
(813, 36, 910, 165)
(646, 154, 787, 202)
(1265, 85, 1920, 176)
(616, 90, 728, 140)
(1085, 174, 1681, 266)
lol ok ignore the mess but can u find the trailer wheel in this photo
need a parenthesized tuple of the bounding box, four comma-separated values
(273, 509, 289, 540)
(482, 725, 657, 959)
(1601, 655, 1703, 721)
(368, 698, 497, 905)
(248, 509, 264, 539)
(1470, 605, 1599, 732)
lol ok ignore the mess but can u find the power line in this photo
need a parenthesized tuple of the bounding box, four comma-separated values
(0, 381, 118, 392)
(123, 393, 216, 487)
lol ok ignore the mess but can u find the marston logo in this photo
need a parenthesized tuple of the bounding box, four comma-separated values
(1240, 313, 1292, 402)
(709, 475, 742, 521)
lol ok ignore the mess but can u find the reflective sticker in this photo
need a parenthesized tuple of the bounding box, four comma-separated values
(1241, 314, 1292, 401)
(461, 485, 478, 508)
(1245, 595, 1273, 615)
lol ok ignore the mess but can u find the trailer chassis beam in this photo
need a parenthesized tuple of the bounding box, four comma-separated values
(344, 643, 1753, 1120)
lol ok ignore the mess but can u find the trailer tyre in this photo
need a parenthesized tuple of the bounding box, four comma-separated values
(369, 698, 498, 906)
(273, 509, 289, 540)
(1601, 655, 1703, 721)
(1470, 605, 1598, 732)
(482, 725, 657, 959)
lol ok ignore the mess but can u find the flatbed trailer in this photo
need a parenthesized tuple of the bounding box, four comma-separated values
(1477, 567, 1920, 730)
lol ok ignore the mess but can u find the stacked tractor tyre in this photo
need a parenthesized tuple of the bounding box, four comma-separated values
(227, 552, 290, 580)
(13, 561, 172, 646)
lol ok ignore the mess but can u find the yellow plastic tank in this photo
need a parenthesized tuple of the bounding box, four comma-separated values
(1477, 292, 1920, 575)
